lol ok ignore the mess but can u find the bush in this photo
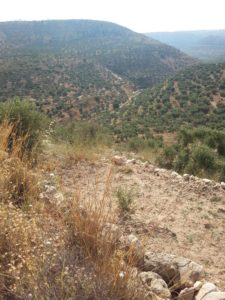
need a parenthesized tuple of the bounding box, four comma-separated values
(127, 137, 146, 152)
(158, 127, 225, 181)
(174, 149, 189, 172)
(158, 146, 176, 169)
(0, 99, 48, 155)
(116, 187, 135, 213)
(186, 144, 216, 174)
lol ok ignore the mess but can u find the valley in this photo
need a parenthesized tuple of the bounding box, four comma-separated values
(0, 20, 196, 119)
(0, 18, 225, 300)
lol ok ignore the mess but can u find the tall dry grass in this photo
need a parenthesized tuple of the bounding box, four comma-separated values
(0, 119, 39, 208)
(0, 120, 144, 299)
(64, 169, 143, 299)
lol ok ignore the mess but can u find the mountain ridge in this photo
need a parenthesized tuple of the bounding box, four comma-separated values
(0, 19, 196, 119)
(146, 29, 225, 61)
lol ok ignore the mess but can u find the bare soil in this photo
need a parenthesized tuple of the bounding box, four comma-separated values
(48, 151, 225, 289)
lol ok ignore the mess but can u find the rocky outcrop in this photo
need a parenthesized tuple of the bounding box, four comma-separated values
(139, 271, 171, 299)
(195, 282, 225, 300)
(143, 252, 204, 287)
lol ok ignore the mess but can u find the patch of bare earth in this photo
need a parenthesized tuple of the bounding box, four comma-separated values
(48, 152, 225, 290)
(211, 94, 225, 107)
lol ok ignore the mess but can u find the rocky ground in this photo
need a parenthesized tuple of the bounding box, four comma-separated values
(40, 147, 225, 297)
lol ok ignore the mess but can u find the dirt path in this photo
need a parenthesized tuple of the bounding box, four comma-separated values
(51, 154, 225, 289)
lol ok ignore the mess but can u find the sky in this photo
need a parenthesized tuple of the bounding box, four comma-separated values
(1, 0, 225, 33)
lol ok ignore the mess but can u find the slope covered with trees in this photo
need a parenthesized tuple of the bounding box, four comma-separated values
(113, 63, 225, 138)
(0, 20, 196, 119)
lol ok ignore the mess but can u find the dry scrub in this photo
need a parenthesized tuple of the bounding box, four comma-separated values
(0, 121, 143, 299)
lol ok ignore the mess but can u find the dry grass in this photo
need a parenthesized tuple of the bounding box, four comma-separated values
(0, 120, 39, 208)
(0, 120, 144, 299)
(45, 141, 107, 164)
(65, 169, 143, 299)
(137, 148, 161, 163)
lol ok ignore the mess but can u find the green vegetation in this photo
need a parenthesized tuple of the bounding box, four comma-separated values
(158, 127, 225, 181)
(116, 186, 136, 212)
(0, 98, 48, 155)
(115, 63, 225, 135)
(0, 19, 195, 119)
(53, 121, 112, 147)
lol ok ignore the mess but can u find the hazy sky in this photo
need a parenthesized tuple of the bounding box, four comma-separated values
(1, 0, 225, 32)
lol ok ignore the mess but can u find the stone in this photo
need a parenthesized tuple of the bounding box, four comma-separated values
(111, 155, 126, 166)
(151, 278, 171, 298)
(220, 182, 225, 189)
(143, 252, 178, 283)
(178, 287, 195, 300)
(177, 257, 204, 287)
(154, 168, 166, 174)
(202, 178, 211, 184)
(213, 184, 220, 190)
(143, 252, 204, 287)
(171, 171, 179, 177)
(126, 158, 136, 164)
(202, 292, 225, 300)
(218, 206, 225, 213)
(195, 282, 218, 300)
(39, 192, 49, 200)
(139, 272, 171, 299)
(183, 174, 190, 181)
(194, 281, 203, 291)
(142, 161, 149, 167)
(127, 234, 139, 247)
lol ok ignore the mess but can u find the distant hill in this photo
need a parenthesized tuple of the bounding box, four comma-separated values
(0, 20, 195, 119)
(112, 62, 225, 138)
(146, 30, 225, 62)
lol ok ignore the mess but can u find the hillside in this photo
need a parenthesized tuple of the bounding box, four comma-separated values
(113, 62, 225, 137)
(146, 30, 225, 62)
(0, 84, 225, 300)
(0, 20, 196, 119)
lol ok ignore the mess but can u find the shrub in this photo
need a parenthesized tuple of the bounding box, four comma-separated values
(0, 98, 48, 155)
(216, 133, 225, 156)
(174, 149, 189, 172)
(158, 146, 177, 169)
(127, 137, 146, 152)
(116, 187, 135, 213)
(157, 127, 225, 181)
(186, 144, 216, 174)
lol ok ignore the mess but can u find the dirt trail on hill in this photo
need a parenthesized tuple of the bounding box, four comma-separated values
(51, 154, 225, 289)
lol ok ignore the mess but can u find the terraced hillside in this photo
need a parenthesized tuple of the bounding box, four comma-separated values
(0, 20, 196, 119)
